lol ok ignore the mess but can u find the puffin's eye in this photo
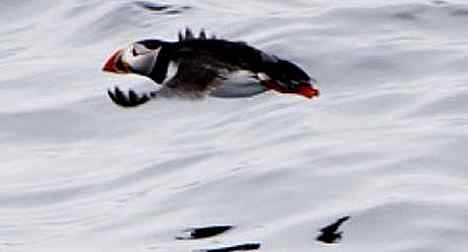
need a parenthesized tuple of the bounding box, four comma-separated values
(126, 45, 140, 57)
(132, 47, 139, 56)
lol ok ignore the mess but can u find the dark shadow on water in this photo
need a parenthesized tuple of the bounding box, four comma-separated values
(135, 1, 170, 11)
(451, 8, 468, 17)
(176, 225, 234, 240)
(316, 216, 351, 244)
(393, 12, 418, 20)
(431, 0, 447, 5)
(196, 243, 261, 252)
(164, 9, 185, 15)
(134, 1, 191, 15)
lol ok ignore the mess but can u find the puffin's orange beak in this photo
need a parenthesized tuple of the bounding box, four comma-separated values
(102, 49, 126, 73)
(297, 84, 320, 99)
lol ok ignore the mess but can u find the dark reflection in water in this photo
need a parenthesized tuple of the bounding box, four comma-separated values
(316, 216, 351, 244)
(176, 225, 234, 240)
(196, 243, 261, 252)
(134, 1, 170, 11)
(431, 0, 447, 4)
(134, 1, 191, 15)
(451, 8, 468, 17)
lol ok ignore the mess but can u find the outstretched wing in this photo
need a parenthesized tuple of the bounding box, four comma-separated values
(107, 87, 153, 108)
(178, 28, 217, 41)
(106, 59, 221, 107)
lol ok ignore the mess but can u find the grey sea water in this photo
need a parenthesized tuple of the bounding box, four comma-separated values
(1, 0, 467, 251)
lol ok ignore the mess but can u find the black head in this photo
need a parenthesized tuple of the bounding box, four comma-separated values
(102, 39, 168, 82)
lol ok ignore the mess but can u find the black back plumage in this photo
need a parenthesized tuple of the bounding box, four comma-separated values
(140, 28, 311, 85)
(170, 28, 311, 84)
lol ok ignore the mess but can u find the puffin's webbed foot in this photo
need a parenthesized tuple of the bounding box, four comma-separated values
(107, 87, 153, 108)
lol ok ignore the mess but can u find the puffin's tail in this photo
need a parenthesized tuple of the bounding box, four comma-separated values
(259, 57, 319, 98)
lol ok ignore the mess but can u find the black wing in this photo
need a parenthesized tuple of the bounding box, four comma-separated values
(107, 87, 152, 108)
(107, 60, 221, 108)
(178, 28, 217, 41)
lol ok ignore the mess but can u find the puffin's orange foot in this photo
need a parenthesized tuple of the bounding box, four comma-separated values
(257, 73, 319, 99)
(297, 84, 320, 99)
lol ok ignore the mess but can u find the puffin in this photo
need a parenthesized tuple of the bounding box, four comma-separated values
(102, 29, 319, 107)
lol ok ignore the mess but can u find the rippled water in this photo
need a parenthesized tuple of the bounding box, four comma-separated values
(1, 0, 468, 251)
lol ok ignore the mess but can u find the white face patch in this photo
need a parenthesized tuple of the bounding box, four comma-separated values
(132, 43, 151, 55)
(121, 43, 160, 76)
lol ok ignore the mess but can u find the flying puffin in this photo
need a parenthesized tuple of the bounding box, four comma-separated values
(102, 29, 319, 107)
